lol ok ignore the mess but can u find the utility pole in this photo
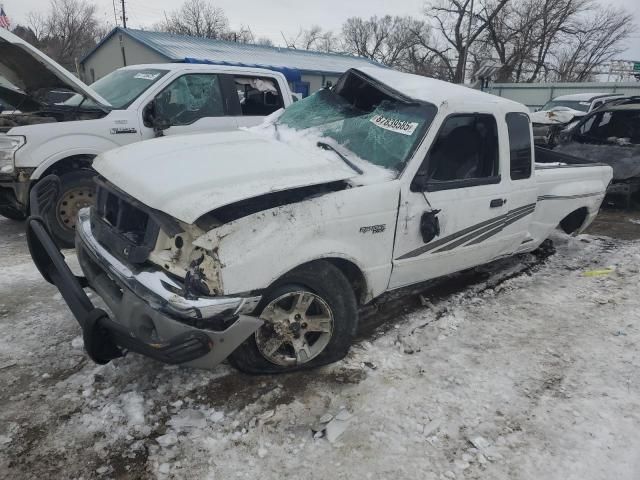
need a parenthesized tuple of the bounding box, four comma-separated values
(461, 0, 475, 84)
(121, 0, 127, 28)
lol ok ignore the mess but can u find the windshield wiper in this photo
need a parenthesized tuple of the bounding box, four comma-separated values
(317, 141, 363, 175)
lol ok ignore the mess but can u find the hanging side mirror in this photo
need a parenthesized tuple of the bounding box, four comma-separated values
(143, 97, 171, 137)
(420, 210, 441, 244)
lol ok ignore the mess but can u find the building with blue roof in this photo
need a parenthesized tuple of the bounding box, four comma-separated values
(80, 27, 382, 97)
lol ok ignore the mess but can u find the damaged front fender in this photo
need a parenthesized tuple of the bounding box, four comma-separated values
(185, 248, 224, 297)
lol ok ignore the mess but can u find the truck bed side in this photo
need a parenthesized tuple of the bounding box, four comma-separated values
(515, 163, 612, 253)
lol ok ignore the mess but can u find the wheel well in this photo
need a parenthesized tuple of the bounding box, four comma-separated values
(276, 258, 368, 305)
(559, 207, 589, 234)
(324, 258, 368, 304)
(40, 155, 95, 178)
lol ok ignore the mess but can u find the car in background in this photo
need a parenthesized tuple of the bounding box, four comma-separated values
(551, 100, 640, 207)
(0, 28, 293, 247)
(531, 92, 623, 147)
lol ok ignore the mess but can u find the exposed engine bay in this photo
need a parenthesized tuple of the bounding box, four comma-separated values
(0, 108, 106, 132)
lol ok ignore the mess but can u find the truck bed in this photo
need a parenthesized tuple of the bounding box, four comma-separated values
(514, 149, 613, 254)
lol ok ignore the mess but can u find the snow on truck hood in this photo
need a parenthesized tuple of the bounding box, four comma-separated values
(94, 130, 357, 224)
(0, 29, 110, 108)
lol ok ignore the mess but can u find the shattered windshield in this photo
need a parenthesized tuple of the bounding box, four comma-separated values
(64, 68, 169, 109)
(541, 100, 590, 112)
(276, 78, 437, 173)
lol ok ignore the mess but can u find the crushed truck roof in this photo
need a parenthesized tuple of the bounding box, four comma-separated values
(356, 67, 525, 109)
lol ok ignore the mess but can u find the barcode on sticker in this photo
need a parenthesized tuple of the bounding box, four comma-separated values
(370, 115, 419, 135)
(134, 73, 160, 80)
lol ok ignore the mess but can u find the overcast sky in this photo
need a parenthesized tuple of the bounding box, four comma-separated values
(5, 0, 640, 60)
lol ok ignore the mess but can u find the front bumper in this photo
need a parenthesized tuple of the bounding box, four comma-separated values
(0, 170, 30, 213)
(26, 175, 263, 369)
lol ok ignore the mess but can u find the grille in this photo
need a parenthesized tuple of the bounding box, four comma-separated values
(91, 182, 160, 264)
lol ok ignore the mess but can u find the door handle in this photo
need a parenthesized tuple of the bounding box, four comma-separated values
(490, 198, 506, 208)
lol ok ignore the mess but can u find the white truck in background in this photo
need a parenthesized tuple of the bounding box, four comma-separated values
(27, 67, 613, 375)
(0, 29, 293, 246)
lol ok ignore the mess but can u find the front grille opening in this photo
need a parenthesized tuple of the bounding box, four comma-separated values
(100, 191, 151, 246)
(104, 192, 120, 226)
(119, 207, 149, 244)
(92, 181, 161, 265)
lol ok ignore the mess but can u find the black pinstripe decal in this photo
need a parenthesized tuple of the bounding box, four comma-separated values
(395, 203, 536, 260)
(433, 205, 535, 253)
(466, 207, 535, 246)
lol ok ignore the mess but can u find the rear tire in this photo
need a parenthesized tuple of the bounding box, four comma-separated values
(228, 261, 358, 374)
(44, 170, 96, 249)
(0, 206, 27, 221)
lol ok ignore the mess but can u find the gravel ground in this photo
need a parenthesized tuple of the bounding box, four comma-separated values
(1, 210, 639, 480)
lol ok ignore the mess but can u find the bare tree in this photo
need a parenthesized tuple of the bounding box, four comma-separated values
(341, 15, 429, 69)
(480, 0, 545, 82)
(283, 26, 339, 52)
(23, 0, 103, 73)
(220, 25, 255, 43)
(255, 36, 275, 47)
(159, 0, 229, 39)
(424, 0, 509, 82)
(553, 7, 634, 81)
(477, 0, 634, 82)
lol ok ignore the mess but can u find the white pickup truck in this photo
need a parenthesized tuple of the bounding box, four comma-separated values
(27, 67, 612, 374)
(0, 29, 292, 246)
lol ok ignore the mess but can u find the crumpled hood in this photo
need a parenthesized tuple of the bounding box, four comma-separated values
(94, 130, 357, 224)
(531, 107, 586, 125)
(0, 28, 110, 107)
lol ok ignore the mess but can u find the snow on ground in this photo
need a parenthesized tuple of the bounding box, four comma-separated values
(1, 214, 640, 480)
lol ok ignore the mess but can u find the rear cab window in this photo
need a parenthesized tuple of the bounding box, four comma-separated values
(415, 113, 500, 191)
(506, 112, 532, 180)
(234, 76, 284, 116)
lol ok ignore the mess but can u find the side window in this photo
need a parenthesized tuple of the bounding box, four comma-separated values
(506, 112, 532, 180)
(234, 76, 284, 116)
(417, 113, 499, 190)
(155, 74, 224, 126)
(592, 100, 602, 110)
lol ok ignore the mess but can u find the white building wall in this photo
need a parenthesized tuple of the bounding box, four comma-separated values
(81, 33, 344, 98)
(301, 73, 340, 95)
(81, 34, 167, 83)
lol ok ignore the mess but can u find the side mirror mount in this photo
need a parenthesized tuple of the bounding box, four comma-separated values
(410, 172, 429, 192)
(144, 97, 171, 137)
(420, 210, 441, 244)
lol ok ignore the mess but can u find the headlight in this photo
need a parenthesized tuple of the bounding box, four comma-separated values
(0, 135, 25, 174)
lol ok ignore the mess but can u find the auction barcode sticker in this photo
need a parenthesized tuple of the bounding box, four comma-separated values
(370, 115, 419, 135)
(134, 73, 161, 81)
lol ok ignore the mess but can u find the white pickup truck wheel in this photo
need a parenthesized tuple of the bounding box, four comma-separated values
(256, 291, 334, 366)
(45, 170, 96, 248)
(228, 261, 358, 374)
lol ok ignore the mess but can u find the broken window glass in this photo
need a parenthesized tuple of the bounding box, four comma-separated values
(277, 87, 436, 172)
(234, 76, 284, 116)
(577, 110, 640, 145)
(155, 74, 224, 126)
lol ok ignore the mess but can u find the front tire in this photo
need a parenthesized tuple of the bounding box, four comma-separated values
(228, 261, 358, 374)
(45, 170, 96, 249)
